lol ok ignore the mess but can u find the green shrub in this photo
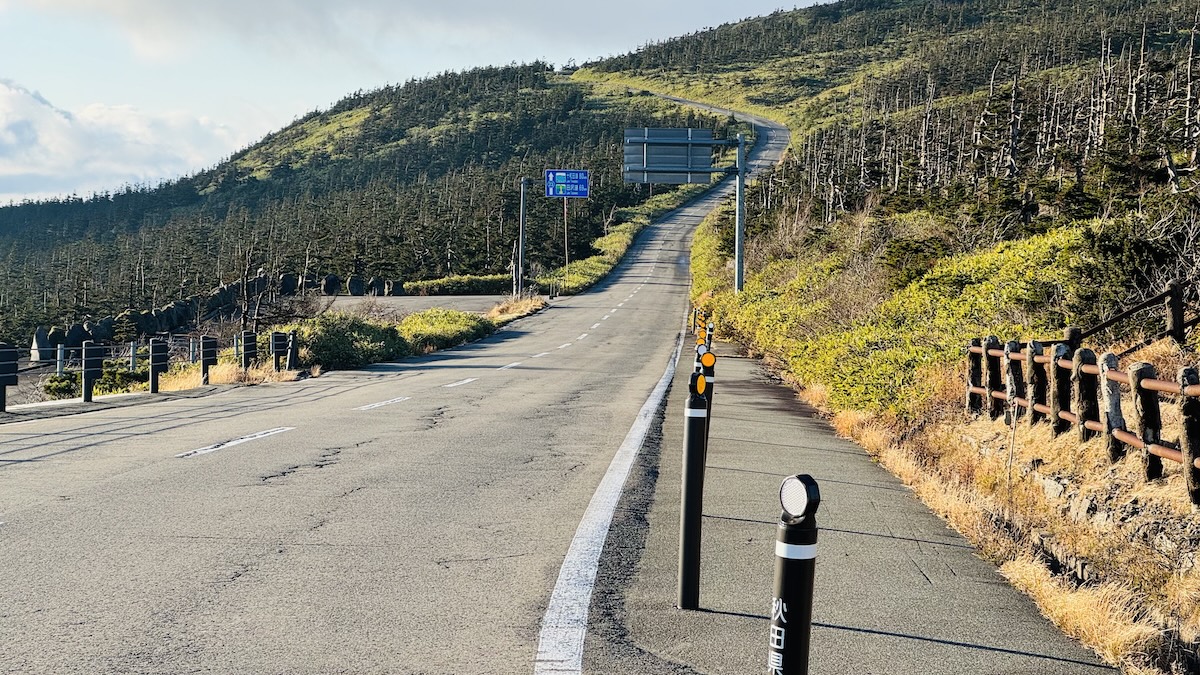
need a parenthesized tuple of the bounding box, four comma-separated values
(398, 309, 495, 353)
(404, 274, 511, 296)
(274, 312, 409, 370)
(43, 373, 78, 399)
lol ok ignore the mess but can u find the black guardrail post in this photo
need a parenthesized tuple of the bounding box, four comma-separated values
(149, 338, 168, 394)
(0, 342, 17, 413)
(770, 475, 820, 675)
(189, 337, 197, 364)
(82, 341, 103, 403)
(200, 335, 218, 385)
(270, 331, 287, 372)
(678, 371, 709, 611)
(241, 330, 257, 371)
(705, 322, 714, 350)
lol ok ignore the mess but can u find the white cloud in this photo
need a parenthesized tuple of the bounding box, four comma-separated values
(0, 79, 244, 202)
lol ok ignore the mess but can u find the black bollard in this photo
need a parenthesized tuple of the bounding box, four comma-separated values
(241, 330, 257, 370)
(678, 371, 709, 610)
(200, 335, 218, 385)
(149, 338, 168, 394)
(81, 341, 103, 403)
(286, 331, 299, 371)
(705, 322, 714, 349)
(271, 331, 287, 372)
(769, 475, 820, 675)
(0, 342, 17, 413)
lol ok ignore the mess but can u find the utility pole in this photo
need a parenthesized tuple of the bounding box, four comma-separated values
(563, 197, 570, 290)
(518, 177, 527, 296)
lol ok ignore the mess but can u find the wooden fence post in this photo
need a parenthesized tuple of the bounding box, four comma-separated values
(1128, 361, 1164, 481)
(967, 338, 983, 414)
(1049, 342, 1073, 436)
(1099, 352, 1128, 462)
(1071, 348, 1099, 442)
(1179, 367, 1200, 506)
(1064, 326, 1082, 352)
(1166, 279, 1186, 345)
(1025, 340, 1046, 426)
(1004, 341, 1026, 423)
(984, 335, 1004, 420)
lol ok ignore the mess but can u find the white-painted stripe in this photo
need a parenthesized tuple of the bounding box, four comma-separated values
(534, 329, 686, 674)
(558, 343, 572, 350)
(354, 396, 411, 411)
(177, 427, 294, 458)
(532, 352, 551, 358)
(591, 323, 601, 329)
(617, 303, 624, 307)
(775, 542, 817, 560)
(685, 408, 708, 418)
(498, 362, 523, 371)
(602, 316, 610, 321)
(576, 334, 588, 341)
(445, 378, 478, 388)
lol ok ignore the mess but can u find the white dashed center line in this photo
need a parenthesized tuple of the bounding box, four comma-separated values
(591, 323, 601, 329)
(532, 352, 551, 358)
(558, 343, 572, 349)
(577, 334, 588, 341)
(498, 362, 522, 371)
(445, 378, 478, 388)
(177, 427, 294, 459)
(354, 396, 411, 411)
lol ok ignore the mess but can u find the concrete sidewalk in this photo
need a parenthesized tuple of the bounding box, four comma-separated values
(587, 341, 1114, 674)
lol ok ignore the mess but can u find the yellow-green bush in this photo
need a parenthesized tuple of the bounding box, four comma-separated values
(275, 312, 409, 370)
(398, 309, 495, 353)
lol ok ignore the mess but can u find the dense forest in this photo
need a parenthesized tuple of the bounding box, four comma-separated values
(0, 63, 732, 344)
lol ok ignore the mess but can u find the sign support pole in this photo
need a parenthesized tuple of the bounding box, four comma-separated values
(735, 132, 746, 293)
(563, 197, 570, 291)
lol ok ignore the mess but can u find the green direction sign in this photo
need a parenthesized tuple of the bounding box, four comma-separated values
(545, 170, 589, 198)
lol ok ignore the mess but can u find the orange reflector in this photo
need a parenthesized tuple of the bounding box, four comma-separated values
(695, 336, 705, 345)
(700, 352, 716, 368)
(696, 374, 707, 395)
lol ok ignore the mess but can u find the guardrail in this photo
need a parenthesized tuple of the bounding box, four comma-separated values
(0, 330, 298, 413)
(967, 324, 1200, 504)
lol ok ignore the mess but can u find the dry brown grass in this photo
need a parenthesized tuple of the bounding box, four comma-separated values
(158, 362, 302, 392)
(1001, 557, 1165, 668)
(485, 295, 548, 324)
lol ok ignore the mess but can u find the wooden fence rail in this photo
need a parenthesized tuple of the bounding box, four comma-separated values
(965, 280, 1200, 504)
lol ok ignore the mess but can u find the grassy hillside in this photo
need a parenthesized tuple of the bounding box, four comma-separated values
(0, 64, 739, 344)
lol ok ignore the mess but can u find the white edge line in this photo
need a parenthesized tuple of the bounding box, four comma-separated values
(444, 378, 478, 388)
(176, 427, 294, 458)
(533, 326, 685, 674)
(354, 396, 411, 411)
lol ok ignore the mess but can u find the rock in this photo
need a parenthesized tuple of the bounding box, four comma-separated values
(1154, 532, 1179, 556)
(367, 277, 385, 296)
(279, 273, 298, 296)
(65, 323, 92, 349)
(151, 308, 165, 332)
(47, 326, 66, 346)
(93, 317, 115, 342)
(388, 280, 405, 296)
(1041, 476, 1065, 500)
(135, 310, 157, 335)
(1069, 496, 1094, 523)
(303, 273, 318, 290)
(29, 327, 53, 362)
(1091, 511, 1114, 530)
(347, 275, 365, 296)
(321, 274, 340, 296)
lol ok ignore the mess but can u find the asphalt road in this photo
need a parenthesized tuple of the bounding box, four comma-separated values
(0, 114, 789, 674)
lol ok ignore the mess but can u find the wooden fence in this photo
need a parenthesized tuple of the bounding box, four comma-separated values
(965, 280, 1200, 504)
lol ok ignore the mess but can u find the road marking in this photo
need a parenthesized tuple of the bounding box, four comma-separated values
(617, 303, 624, 307)
(444, 378, 478, 388)
(576, 334, 588, 341)
(534, 327, 685, 674)
(611, 308, 619, 313)
(354, 396, 411, 411)
(602, 315, 610, 321)
(590, 323, 601, 329)
(498, 362, 523, 371)
(532, 352, 550, 358)
(177, 427, 294, 459)
(558, 343, 572, 350)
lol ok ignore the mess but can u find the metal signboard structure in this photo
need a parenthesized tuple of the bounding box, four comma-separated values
(545, 170, 590, 198)
(623, 127, 748, 292)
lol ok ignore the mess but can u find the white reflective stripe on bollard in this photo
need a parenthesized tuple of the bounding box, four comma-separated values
(775, 541, 817, 560)
(685, 408, 708, 418)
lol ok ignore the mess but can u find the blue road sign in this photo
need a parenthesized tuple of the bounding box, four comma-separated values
(545, 170, 589, 198)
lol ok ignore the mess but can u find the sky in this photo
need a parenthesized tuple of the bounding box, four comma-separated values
(0, 0, 796, 204)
